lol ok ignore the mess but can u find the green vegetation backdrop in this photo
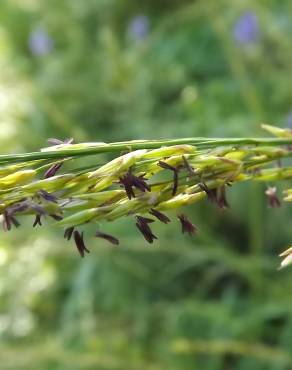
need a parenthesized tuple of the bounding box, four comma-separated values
(0, 0, 292, 369)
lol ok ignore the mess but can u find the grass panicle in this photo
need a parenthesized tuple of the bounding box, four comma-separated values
(0, 125, 292, 266)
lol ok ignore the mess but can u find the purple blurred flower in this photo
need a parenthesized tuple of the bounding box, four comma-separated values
(233, 12, 259, 44)
(29, 27, 54, 56)
(128, 15, 149, 41)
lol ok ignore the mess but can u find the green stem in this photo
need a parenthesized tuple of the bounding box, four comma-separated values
(0, 137, 292, 165)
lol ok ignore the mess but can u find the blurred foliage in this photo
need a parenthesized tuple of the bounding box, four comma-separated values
(0, 0, 292, 369)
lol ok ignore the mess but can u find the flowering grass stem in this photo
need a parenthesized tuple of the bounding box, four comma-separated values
(0, 124, 292, 267)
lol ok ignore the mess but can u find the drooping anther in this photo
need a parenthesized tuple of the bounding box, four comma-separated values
(149, 208, 171, 224)
(177, 214, 197, 236)
(3, 211, 20, 231)
(95, 231, 119, 245)
(44, 162, 63, 179)
(119, 171, 150, 199)
(158, 161, 179, 196)
(198, 182, 217, 203)
(182, 155, 196, 176)
(216, 186, 229, 209)
(38, 189, 58, 203)
(50, 214, 63, 221)
(135, 215, 157, 244)
(64, 226, 75, 240)
(73, 230, 90, 257)
(33, 214, 42, 227)
(265, 186, 281, 208)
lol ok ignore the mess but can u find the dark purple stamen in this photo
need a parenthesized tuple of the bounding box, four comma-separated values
(198, 182, 217, 203)
(95, 231, 119, 245)
(135, 215, 157, 244)
(64, 226, 75, 241)
(177, 214, 197, 236)
(10, 216, 20, 228)
(217, 186, 229, 209)
(149, 208, 171, 224)
(120, 176, 135, 199)
(172, 170, 178, 196)
(73, 231, 90, 257)
(131, 173, 151, 192)
(3, 211, 20, 231)
(158, 161, 179, 196)
(265, 187, 281, 208)
(38, 189, 58, 203)
(7, 201, 29, 215)
(33, 214, 42, 227)
(3, 211, 11, 232)
(182, 156, 196, 176)
(158, 161, 176, 171)
(119, 172, 150, 199)
(44, 162, 63, 179)
(50, 214, 63, 221)
(136, 216, 154, 224)
(7, 201, 45, 229)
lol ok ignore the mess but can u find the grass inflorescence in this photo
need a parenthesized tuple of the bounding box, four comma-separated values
(1, 124, 292, 267)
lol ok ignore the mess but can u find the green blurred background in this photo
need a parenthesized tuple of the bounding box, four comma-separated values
(1, 0, 292, 369)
